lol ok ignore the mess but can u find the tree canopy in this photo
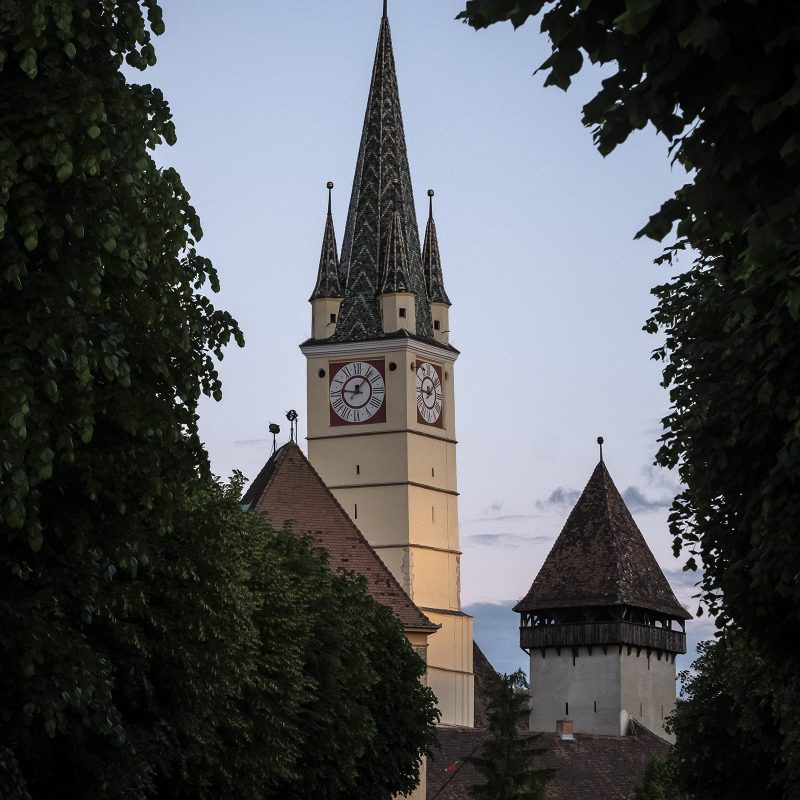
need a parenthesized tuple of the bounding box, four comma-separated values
(1, 2, 438, 797)
(470, 670, 549, 800)
(458, 0, 800, 654)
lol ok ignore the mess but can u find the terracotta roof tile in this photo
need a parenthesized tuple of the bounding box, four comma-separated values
(242, 443, 436, 632)
(515, 462, 690, 620)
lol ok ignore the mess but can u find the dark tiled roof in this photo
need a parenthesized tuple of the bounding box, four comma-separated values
(422, 193, 450, 305)
(333, 13, 433, 342)
(427, 720, 671, 800)
(242, 443, 436, 632)
(309, 188, 342, 301)
(471, 642, 500, 730)
(515, 462, 690, 620)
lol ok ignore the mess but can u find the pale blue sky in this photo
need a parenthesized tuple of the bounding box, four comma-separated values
(144, 0, 708, 673)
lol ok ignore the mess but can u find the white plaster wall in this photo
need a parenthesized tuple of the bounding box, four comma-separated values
(530, 647, 622, 735)
(620, 648, 677, 742)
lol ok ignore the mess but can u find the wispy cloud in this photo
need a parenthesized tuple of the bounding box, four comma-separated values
(535, 487, 580, 512)
(234, 438, 268, 446)
(468, 532, 552, 548)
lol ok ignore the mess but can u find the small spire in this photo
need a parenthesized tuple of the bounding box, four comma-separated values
(597, 436, 604, 463)
(383, 0, 388, 19)
(379, 177, 412, 294)
(309, 181, 342, 302)
(422, 188, 451, 305)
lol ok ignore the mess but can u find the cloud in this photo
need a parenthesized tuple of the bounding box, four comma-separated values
(464, 601, 529, 677)
(621, 485, 673, 512)
(535, 487, 580, 512)
(468, 532, 552, 548)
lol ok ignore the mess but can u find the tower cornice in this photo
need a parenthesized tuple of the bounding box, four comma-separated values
(300, 333, 459, 362)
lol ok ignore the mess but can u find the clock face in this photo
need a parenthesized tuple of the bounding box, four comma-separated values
(329, 360, 386, 425)
(416, 361, 443, 427)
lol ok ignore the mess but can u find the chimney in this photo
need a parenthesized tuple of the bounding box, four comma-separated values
(556, 719, 575, 741)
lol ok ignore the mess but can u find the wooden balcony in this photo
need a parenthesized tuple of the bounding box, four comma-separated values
(520, 621, 686, 654)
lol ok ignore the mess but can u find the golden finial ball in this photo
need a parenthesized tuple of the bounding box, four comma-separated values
(326, 181, 334, 190)
(427, 188, 434, 197)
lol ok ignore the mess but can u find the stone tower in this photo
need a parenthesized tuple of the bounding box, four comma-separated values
(300, 7, 473, 727)
(516, 459, 690, 741)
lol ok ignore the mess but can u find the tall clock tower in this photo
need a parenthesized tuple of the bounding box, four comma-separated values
(300, 7, 473, 727)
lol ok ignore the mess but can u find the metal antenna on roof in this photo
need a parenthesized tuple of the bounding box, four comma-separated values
(326, 180, 333, 215)
(269, 423, 280, 454)
(597, 436, 604, 463)
(427, 188, 434, 220)
(286, 409, 298, 443)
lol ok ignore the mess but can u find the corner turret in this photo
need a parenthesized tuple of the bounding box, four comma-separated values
(421, 189, 450, 344)
(309, 181, 342, 340)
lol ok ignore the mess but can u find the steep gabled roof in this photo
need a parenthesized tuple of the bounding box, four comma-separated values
(515, 462, 690, 619)
(242, 443, 436, 632)
(333, 11, 433, 342)
(309, 183, 342, 301)
(379, 198, 412, 294)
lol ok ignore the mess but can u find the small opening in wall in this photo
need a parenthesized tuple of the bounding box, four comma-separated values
(661, 705, 664, 720)
(431, 506, 435, 523)
(399, 307, 407, 318)
(639, 703, 643, 717)
(410, 362, 415, 371)
(431, 467, 435, 477)
(444, 371, 449, 379)
(354, 504, 358, 520)
(565, 702, 569, 716)
(329, 313, 337, 324)
(318, 369, 326, 378)
(356, 465, 360, 475)
(433, 320, 440, 330)
(389, 362, 397, 371)
(594, 701, 597, 713)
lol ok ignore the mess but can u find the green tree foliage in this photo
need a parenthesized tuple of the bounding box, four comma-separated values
(458, 0, 800, 658)
(1, 3, 439, 798)
(668, 634, 800, 799)
(632, 756, 691, 800)
(470, 670, 548, 800)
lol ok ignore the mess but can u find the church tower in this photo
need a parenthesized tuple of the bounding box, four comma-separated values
(300, 7, 473, 727)
(516, 456, 691, 741)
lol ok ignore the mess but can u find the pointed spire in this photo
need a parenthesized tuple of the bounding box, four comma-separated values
(515, 460, 691, 620)
(380, 179, 412, 293)
(333, 9, 434, 342)
(422, 189, 451, 306)
(309, 181, 342, 301)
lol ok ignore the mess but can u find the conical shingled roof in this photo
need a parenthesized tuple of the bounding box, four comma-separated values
(422, 192, 450, 305)
(334, 11, 433, 342)
(515, 461, 691, 620)
(309, 186, 342, 301)
(242, 443, 436, 632)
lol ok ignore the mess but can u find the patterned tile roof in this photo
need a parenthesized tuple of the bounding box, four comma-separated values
(427, 720, 671, 800)
(242, 443, 436, 632)
(515, 462, 691, 620)
(309, 183, 342, 301)
(333, 11, 434, 342)
(422, 191, 451, 306)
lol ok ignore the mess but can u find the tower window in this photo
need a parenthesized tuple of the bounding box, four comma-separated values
(594, 700, 597, 713)
(565, 702, 569, 716)
(431, 506, 435, 523)
(639, 703, 643, 717)
(330, 313, 337, 324)
(354, 504, 358, 519)
(431, 467, 435, 477)
(399, 307, 406, 318)
(434, 320, 440, 330)
(356, 464, 360, 475)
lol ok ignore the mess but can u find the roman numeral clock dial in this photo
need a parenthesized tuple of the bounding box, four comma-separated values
(329, 360, 386, 426)
(416, 361, 444, 427)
